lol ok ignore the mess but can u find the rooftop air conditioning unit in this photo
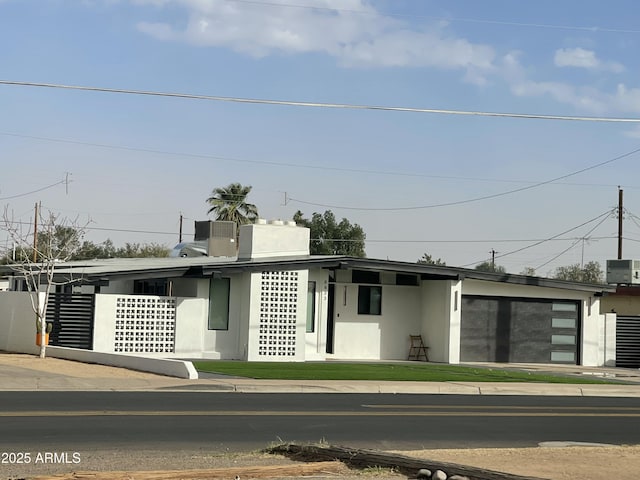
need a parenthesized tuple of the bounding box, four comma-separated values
(606, 259, 640, 285)
(194, 221, 237, 257)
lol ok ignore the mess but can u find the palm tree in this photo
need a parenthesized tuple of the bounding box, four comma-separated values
(206, 183, 259, 227)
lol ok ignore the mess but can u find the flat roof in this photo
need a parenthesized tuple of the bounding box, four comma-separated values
(0, 255, 616, 293)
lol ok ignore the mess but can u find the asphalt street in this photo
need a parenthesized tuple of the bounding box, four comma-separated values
(1, 392, 640, 451)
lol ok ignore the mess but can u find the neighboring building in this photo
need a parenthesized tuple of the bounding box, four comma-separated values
(600, 286, 640, 368)
(0, 220, 616, 366)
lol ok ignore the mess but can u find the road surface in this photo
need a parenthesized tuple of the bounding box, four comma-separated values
(1, 392, 639, 451)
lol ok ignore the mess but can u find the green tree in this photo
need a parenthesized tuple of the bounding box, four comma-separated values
(293, 210, 366, 257)
(553, 261, 603, 284)
(417, 253, 446, 265)
(206, 183, 259, 229)
(474, 261, 507, 274)
(73, 239, 116, 260)
(114, 242, 170, 258)
(2, 208, 88, 359)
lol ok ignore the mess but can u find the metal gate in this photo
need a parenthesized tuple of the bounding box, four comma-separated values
(616, 316, 640, 368)
(46, 293, 95, 350)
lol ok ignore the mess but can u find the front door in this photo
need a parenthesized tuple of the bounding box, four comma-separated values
(326, 284, 335, 354)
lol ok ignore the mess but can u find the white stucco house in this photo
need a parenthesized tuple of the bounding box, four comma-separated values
(0, 220, 617, 366)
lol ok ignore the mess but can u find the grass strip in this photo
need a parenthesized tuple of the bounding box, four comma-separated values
(193, 361, 621, 384)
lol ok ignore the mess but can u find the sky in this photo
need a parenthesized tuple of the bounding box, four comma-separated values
(2, 0, 640, 276)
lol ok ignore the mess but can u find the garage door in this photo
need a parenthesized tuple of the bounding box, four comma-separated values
(461, 296, 580, 364)
(616, 316, 640, 368)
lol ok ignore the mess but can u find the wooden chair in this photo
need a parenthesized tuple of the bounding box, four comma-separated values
(408, 335, 429, 361)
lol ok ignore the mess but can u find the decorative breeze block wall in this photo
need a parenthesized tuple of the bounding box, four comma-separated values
(258, 271, 299, 357)
(114, 296, 176, 353)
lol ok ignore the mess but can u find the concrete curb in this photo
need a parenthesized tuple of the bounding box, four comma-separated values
(45, 347, 199, 379)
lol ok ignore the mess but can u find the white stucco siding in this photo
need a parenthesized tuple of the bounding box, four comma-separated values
(582, 296, 605, 366)
(172, 278, 200, 298)
(420, 280, 462, 364)
(93, 294, 117, 352)
(462, 279, 595, 301)
(201, 275, 245, 360)
(332, 284, 421, 360)
(93, 293, 207, 358)
(0, 291, 39, 355)
(602, 313, 616, 367)
(174, 297, 207, 356)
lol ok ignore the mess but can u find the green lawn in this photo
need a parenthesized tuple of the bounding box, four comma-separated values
(193, 361, 621, 384)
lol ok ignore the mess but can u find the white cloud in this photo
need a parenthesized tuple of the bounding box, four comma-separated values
(554, 47, 624, 73)
(132, 0, 496, 81)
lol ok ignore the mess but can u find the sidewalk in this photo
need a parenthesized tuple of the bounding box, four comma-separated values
(2, 352, 640, 397)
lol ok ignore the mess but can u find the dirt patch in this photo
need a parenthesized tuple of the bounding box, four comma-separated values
(6, 446, 639, 480)
(0, 353, 168, 379)
(391, 445, 640, 480)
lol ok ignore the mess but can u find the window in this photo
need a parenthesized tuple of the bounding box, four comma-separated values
(306, 281, 316, 333)
(552, 302, 577, 312)
(551, 351, 575, 362)
(352, 270, 380, 284)
(552, 318, 576, 329)
(551, 334, 576, 345)
(396, 273, 419, 286)
(358, 285, 382, 315)
(209, 278, 230, 330)
(133, 279, 167, 295)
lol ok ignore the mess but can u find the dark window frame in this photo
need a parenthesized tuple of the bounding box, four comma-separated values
(358, 285, 382, 315)
(209, 277, 231, 331)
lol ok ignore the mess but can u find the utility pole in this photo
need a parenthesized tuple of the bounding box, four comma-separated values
(179, 213, 183, 243)
(618, 187, 624, 260)
(32, 202, 39, 262)
(490, 249, 497, 271)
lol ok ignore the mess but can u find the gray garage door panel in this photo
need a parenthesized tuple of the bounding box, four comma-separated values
(461, 296, 579, 364)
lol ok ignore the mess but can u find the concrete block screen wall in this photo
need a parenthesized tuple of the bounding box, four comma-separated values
(93, 294, 177, 354)
(247, 269, 308, 361)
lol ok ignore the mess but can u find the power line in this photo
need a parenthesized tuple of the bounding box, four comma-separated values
(2, 80, 640, 123)
(0, 179, 67, 201)
(460, 210, 615, 267)
(0, 218, 618, 245)
(492, 210, 614, 261)
(291, 146, 640, 211)
(533, 211, 612, 271)
(6, 131, 640, 189)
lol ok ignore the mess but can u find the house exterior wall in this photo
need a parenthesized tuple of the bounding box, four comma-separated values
(100, 279, 134, 295)
(0, 291, 40, 355)
(420, 280, 462, 364)
(202, 275, 246, 360)
(331, 283, 422, 360)
(601, 313, 616, 367)
(461, 279, 609, 366)
(600, 295, 640, 315)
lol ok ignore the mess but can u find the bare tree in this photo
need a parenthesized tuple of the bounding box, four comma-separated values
(2, 206, 89, 358)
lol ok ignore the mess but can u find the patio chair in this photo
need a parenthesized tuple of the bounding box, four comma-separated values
(408, 335, 429, 361)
